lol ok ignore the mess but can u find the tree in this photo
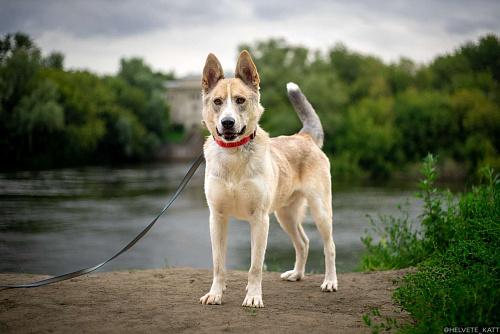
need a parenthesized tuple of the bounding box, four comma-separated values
(0, 32, 64, 168)
(334, 97, 400, 178)
(118, 57, 173, 141)
(42, 51, 64, 70)
(394, 90, 459, 162)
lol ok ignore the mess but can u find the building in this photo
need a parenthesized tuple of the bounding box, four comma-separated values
(164, 76, 203, 130)
(157, 76, 204, 160)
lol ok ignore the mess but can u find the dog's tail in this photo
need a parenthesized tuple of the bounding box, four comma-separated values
(287, 82, 324, 148)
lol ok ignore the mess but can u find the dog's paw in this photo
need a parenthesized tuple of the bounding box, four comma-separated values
(242, 294, 264, 308)
(200, 292, 223, 305)
(280, 270, 304, 281)
(321, 279, 338, 292)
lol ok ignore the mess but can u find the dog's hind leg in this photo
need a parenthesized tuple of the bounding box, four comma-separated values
(275, 196, 309, 281)
(305, 190, 338, 292)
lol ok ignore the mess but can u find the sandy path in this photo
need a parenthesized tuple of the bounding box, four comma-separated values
(0, 267, 411, 333)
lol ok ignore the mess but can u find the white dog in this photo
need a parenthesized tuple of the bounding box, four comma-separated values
(199, 51, 338, 308)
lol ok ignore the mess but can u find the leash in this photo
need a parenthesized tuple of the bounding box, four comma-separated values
(1, 151, 204, 289)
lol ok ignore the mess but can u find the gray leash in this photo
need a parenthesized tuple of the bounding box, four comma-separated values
(1, 151, 204, 289)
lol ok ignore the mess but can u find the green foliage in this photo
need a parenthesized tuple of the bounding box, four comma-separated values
(239, 34, 500, 179)
(394, 166, 500, 332)
(12, 79, 64, 151)
(263, 257, 282, 272)
(414, 154, 457, 254)
(0, 33, 41, 112)
(117, 57, 174, 142)
(394, 91, 459, 162)
(0, 32, 175, 169)
(361, 156, 500, 332)
(2, 31, 500, 173)
(452, 88, 500, 174)
(335, 97, 401, 178)
(41, 51, 64, 70)
(362, 308, 406, 334)
(460, 34, 500, 83)
(361, 200, 426, 271)
(361, 154, 456, 271)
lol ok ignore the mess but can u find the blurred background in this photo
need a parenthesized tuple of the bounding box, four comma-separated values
(0, 0, 499, 275)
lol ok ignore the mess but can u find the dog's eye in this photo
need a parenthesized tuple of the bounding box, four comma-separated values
(214, 99, 222, 105)
(236, 97, 245, 104)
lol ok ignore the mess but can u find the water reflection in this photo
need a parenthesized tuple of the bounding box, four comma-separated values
(0, 162, 423, 276)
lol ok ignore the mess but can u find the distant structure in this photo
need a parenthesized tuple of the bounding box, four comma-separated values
(164, 75, 202, 130)
(157, 75, 204, 160)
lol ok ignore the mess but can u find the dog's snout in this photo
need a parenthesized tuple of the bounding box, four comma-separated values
(221, 117, 235, 129)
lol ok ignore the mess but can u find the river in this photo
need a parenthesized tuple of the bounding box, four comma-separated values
(0, 161, 425, 276)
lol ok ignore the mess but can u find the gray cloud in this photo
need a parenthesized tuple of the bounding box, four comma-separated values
(1, 0, 500, 76)
(445, 16, 500, 35)
(252, 0, 500, 36)
(352, 0, 500, 36)
(251, 0, 316, 20)
(0, 0, 229, 38)
(1, 0, 499, 40)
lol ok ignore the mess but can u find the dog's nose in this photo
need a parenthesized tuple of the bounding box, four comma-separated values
(221, 117, 235, 129)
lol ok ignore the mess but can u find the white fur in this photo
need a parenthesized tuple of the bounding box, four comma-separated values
(226, 84, 232, 106)
(287, 82, 300, 92)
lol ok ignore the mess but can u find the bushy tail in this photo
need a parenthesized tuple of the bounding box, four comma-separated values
(287, 82, 324, 148)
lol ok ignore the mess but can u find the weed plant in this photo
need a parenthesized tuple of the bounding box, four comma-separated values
(361, 154, 457, 270)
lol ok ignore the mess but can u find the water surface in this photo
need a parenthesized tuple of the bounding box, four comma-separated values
(0, 162, 424, 276)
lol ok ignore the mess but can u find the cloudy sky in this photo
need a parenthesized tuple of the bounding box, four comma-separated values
(1, 0, 499, 77)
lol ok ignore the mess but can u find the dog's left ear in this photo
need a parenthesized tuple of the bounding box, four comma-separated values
(235, 50, 259, 90)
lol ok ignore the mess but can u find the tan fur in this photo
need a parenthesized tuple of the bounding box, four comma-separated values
(199, 51, 338, 308)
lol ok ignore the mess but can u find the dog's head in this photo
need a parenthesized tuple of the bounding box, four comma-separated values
(201, 51, 263, 143)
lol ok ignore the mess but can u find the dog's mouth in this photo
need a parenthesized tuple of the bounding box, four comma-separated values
(216, 125, 247, 141)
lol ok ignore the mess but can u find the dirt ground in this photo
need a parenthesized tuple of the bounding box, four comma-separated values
(0, 267, 411, 333)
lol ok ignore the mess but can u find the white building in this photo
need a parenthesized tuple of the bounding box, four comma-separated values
(164, 76, 203, 130)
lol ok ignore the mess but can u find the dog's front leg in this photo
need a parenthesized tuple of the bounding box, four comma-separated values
(243, 213, 269, 308)
(200, 212, 228, 305)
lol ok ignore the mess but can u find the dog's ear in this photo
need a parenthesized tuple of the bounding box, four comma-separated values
(202, 53, 224, 92)
(235, 50, 259, 90)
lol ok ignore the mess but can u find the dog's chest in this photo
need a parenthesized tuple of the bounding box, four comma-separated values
(206, 175, 269, 220)
(205, 154, 272, 220)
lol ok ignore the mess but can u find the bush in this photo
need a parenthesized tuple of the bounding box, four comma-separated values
(394, 166, 499, 331)
(361, 156, 500, 332)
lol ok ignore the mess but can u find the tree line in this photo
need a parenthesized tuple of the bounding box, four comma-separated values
(1, 32, 499, 178)
(0, 32, 174, 170)
(239, 34, 500, 178)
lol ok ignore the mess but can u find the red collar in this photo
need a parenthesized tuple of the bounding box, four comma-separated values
(213, 129, 256, 148)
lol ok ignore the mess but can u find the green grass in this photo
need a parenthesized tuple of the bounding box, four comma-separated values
(163, 257, 171, 269)
(263, 257, 282, 272)
(361, 154, 500, 333)
(243, 307, 258, 317)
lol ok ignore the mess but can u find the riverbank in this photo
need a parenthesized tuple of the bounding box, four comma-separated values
(0, 267, 411, 333)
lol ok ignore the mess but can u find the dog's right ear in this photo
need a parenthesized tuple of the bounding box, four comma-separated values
(202, 53, 224, 92)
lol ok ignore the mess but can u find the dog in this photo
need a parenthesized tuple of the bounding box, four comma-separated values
(199, 50, 338, 308)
